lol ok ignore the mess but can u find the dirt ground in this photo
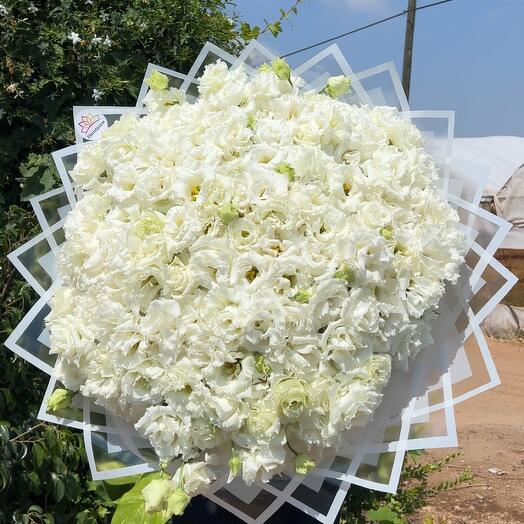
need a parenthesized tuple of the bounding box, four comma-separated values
(411, 338, 524, 523)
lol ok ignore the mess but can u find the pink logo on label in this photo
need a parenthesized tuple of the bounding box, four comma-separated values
(76, 111, 107, 140)
(78, 112, 101, 135)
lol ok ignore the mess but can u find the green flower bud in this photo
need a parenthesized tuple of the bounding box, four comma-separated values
(228, 449, 242, 479)
(258, 63, 272, 73)
(272, 59, 291, 81)
(273, 378, 312, 419)
(275, 163, 295, 182)
(271, 58, 292, 82)
(334, 264, 354, 283)
(323, 75, 351, 98)
(159, 458, 172, 471)
(295, 454, 316, 475)
(142, 478, 173, 513)
(293, 288, 312, 304)
(247, 115, 256, 130)
(47, 389, 73, 412)
(219, 203, 239, 225)
(166, 487, 191, 517)
(147, 70, 169, 92)
(255, 353, 271, 378)
(380, 226, 394, 241)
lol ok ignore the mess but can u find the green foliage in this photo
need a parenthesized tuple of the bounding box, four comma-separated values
(0, 0, 241, 205)
(367, 506, 403, 524)
(19, 153, 60, 202)
(0, 206, 39, 354)
(340, 452, 474, 523)
(0, 205, 110, 523)
(111, 473, 169, 524)
(239, 0, 303, 41)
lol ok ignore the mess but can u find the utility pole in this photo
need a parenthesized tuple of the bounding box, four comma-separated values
(402, 0, 417, 101)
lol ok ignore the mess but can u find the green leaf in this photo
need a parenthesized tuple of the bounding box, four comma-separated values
(112, 499, 149, 524)
(102, 474, 142, 501)
(40, 167, 58, 192)
(51, 473, 65, 503)
(44, 428, 57, 448)
(28, 471, 41, 494)
(268, 22, 282, 37)
(32, 442, 45, 468)
(0, 421, 10, 444)
(111, 496, 169, 524)
(0, 460, 9, 490)
(367, 505, 401, 523)
(104, 474, 142, 487)
(65, 473, 81, 500)
(76, 510, 97, 524)
(112, 473, 169, 524)
(240, 22, 261, 41)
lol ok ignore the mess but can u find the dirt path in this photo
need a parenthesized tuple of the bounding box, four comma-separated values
(412, 338, 524, 523)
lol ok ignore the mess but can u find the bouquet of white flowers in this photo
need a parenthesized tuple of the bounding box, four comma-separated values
(6, 41, 517, 523)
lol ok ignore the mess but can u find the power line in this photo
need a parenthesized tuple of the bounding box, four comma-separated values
(282, 0, 455, 59)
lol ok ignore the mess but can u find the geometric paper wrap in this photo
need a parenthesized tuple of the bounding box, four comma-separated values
(5, 41, 517, 524)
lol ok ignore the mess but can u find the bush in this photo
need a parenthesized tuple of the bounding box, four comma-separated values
(0, 205, 114, 523)
(340, 451, 474, 524)
(0, 0, 241, 204)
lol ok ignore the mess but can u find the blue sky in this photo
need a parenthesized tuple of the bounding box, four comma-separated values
(232, 0, 524, 138)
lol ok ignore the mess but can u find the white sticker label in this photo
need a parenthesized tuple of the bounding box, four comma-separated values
(76, 110, 108, 141)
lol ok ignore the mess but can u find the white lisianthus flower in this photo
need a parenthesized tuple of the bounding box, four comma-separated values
(144, 88, 185, 113)
(272, 378, 312, 420)
(198, 60, 230, 95)
(172, 462, 216, 496)
(240, 436, 287, 485)
(48, 58, 465, 487)
(142, 478, 174, 513)
(135, 406, 195, 461)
